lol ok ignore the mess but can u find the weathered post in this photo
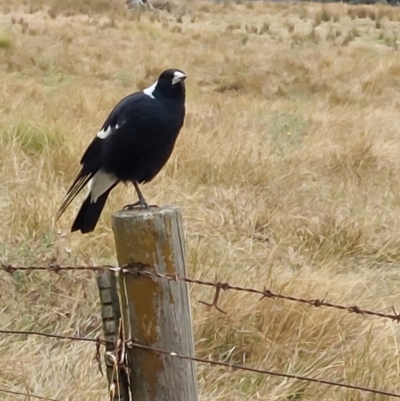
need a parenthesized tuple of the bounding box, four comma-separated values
(97, 272, 130, 400)
(112, 205, 198, 401)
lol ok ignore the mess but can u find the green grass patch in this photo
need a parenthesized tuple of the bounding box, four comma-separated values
(0, 29, 13, 49)
(1, 121, 66, 155)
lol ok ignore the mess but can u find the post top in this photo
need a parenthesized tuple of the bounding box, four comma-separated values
(112, 205, 180, 220)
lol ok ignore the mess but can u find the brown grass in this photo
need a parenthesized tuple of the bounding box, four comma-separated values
(2, 0, 400, 400)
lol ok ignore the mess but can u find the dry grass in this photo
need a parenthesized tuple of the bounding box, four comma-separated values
(2, 0, 400, 399)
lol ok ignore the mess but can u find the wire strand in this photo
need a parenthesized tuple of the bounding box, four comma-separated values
(128, 341, 400, 399)
(0, 329, 106, 344)
(2, 263, 400, 323)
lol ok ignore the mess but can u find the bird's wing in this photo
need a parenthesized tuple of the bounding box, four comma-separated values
(56, 92, 159, 221)
(55, 99, 125, 222)
(56, 135, 105, 221)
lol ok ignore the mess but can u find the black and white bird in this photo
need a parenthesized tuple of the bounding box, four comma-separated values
(56, 68, 187, 234)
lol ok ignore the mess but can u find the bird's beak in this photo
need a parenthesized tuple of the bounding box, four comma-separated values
(172, 71, 187, 85)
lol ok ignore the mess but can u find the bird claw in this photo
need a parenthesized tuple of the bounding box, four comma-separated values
(123, 201, 149, 210)
(123, 202, 159, 210)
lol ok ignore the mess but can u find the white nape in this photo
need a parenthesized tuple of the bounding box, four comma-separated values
(87, 170, 118, 202)
(143, 81, 157, 99)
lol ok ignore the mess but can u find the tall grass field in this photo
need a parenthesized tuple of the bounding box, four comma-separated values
(1, 0, 400, 399)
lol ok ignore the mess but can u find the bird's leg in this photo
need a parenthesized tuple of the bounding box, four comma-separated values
(123, 181, 158, 210)
(123, 181, 149, 210)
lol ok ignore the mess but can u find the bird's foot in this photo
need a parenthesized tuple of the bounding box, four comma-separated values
(123, 199, 149, 210)
(123, 199, 158, 210)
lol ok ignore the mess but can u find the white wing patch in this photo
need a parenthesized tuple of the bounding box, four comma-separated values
(87, 170, 118, 203)
(143, 81, 157, 99)
(97, 125, 113, 139)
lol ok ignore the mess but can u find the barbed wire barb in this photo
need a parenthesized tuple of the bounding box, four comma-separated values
(3, 263, 400, 323)
(132, 269, 400, 323)
(2, 262, 400, 399)
(199, 281, 229, 314)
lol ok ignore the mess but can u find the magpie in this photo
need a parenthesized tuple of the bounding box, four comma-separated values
(56, 68, 187, 234)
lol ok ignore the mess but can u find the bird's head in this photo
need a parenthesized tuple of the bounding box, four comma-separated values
(151, 69, 187, 101)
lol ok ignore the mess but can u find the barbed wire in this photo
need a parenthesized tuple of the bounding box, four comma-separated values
(132, 269, 400, 320)
(0, 387, 61, 401)
(2, 263, 400, 323)
(0, 264, 110, 274)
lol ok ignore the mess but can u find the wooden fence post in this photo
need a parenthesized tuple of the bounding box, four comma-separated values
(111, 205, 198, 401)
(97, 271, 130, 400)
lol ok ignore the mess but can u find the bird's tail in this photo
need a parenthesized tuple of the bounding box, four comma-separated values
(71, 189, 112, 234)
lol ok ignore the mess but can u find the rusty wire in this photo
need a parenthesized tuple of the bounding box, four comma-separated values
(128, 341, 400, 399)
(1, 263, 110, 274)
(0, 387, 61, 401)
(1, 262, 400, 399)
(130, 268, 400, 322)
(2, 263, 400, 323)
